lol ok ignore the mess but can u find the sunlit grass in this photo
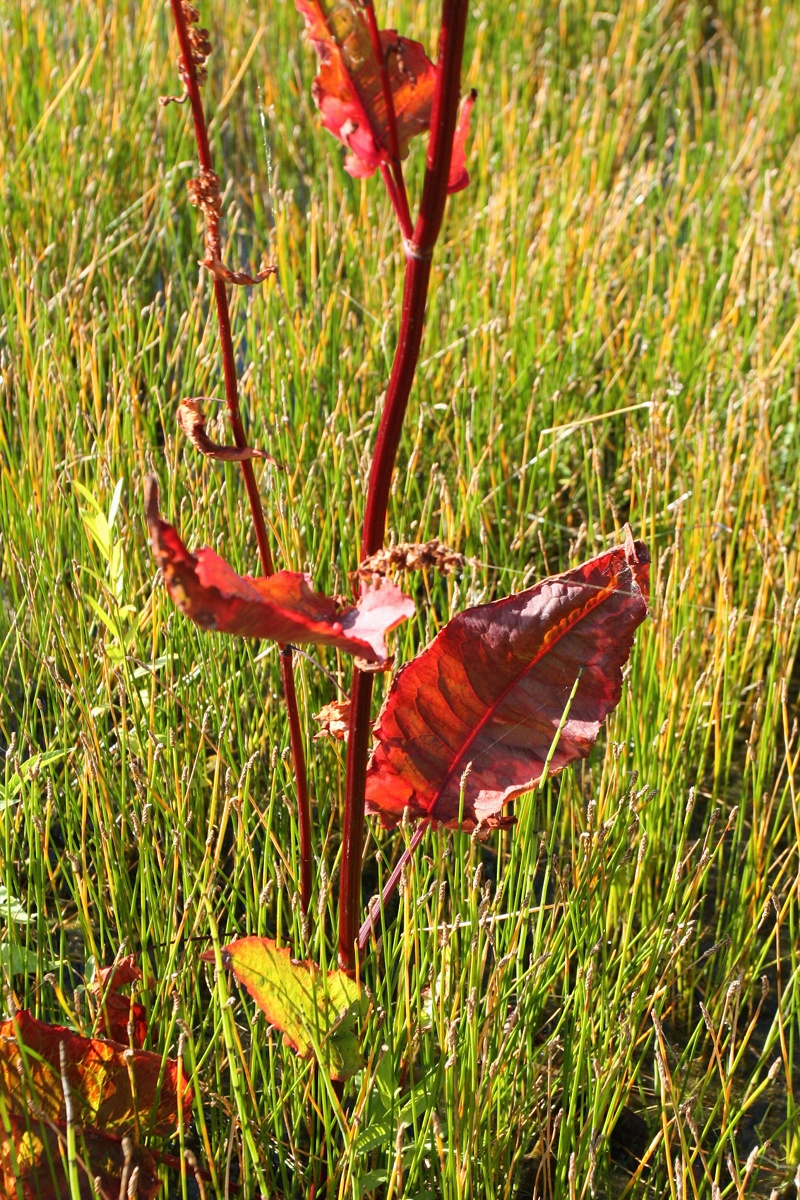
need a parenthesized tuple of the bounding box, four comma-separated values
(2, 0, 800, 1196)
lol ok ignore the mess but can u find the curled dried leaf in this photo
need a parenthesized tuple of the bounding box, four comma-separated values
(354, 654, 395, 673)
(313, 699, 351, 741)
(201, 253, 278, 287)
(186, 169, 276, 286)
(358, 540, 465, 579)
(177, 398, 278, 464)
(158, 91, 188, 107)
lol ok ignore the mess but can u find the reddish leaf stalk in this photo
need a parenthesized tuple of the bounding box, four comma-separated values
(358, 821, 428, 951)
(339, 0, 471, 973)
(168, 0, 312, 915)
(379, 163, 407, 237)
(361, 0, 413, 238)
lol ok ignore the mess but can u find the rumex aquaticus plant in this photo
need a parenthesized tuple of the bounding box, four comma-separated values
(0, 1, 650, 1194)
(150, 0, 650, 1078)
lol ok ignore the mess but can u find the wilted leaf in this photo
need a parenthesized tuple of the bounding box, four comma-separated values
(206, 937, 366, 1080)
(145, 476, 413, 663)
(0, 1010, 190, 1136)
(201, 253, 277, 287)
(313, 699, 351, 741)
(447, 89, 476, 194)
(365, 536, 650, 830)
(0, 1009, 190, 1198)
(177, 398, 278, 464)
(0, 1117, 160, 1200)
(91, 954, 147, 1048)
(294, 0, 436, 179)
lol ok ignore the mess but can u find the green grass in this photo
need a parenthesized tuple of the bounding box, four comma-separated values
(2, 0, 800, 1196)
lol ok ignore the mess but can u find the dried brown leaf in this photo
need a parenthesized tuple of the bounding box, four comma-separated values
(313, 699, 351, 741)
(177, 398, 278, 464)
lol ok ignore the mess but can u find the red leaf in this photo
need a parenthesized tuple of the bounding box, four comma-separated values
(146, 477, 413, 663)
(1, 1117, 161, 1200)
(447, 89, 476, 194)
(365, 536, 650, 830)
(0, 1010, 191, 1137)
(294, 0, 436, 179)
(91, 953, 147, 1049)
(0, 1008, 191, 1197)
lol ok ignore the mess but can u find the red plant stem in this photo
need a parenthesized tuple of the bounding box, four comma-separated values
(379, 162, 408, 236)
(339, 0, 470, 973)
(358, 821, 428, 951)
(361, 0, 413, 239)
(169, 0, 312, 915)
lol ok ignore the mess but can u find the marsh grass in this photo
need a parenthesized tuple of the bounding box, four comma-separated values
(2, 0, 800, 1196)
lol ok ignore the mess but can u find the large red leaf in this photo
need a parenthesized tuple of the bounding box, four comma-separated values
(146, 477, 413, 663)
(365, 536, 650, 830)
(294, 0, 436, 180)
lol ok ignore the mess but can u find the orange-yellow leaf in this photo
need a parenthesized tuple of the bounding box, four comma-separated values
(0, 1010, 190, 1136)
(205, 937, 366, 1080)
(0, 1009, 191, 1198)
(0, 1116, 160, 1200)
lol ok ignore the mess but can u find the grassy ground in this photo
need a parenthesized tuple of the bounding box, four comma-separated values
(2, 0, 800, 1196)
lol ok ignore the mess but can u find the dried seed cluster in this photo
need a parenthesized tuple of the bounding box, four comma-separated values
(186, 167, 224, 262)
(358, 540, 465, 579)
(180, 3, 213, 88)
(159, 2, 212, 105)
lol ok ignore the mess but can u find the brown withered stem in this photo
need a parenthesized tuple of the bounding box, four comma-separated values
(166, 0, 313, 916)
(339, 0, 471, 973)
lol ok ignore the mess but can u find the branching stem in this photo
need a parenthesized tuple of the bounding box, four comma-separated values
(168, 0, 312, 915)
(358, 821, 428, 951)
